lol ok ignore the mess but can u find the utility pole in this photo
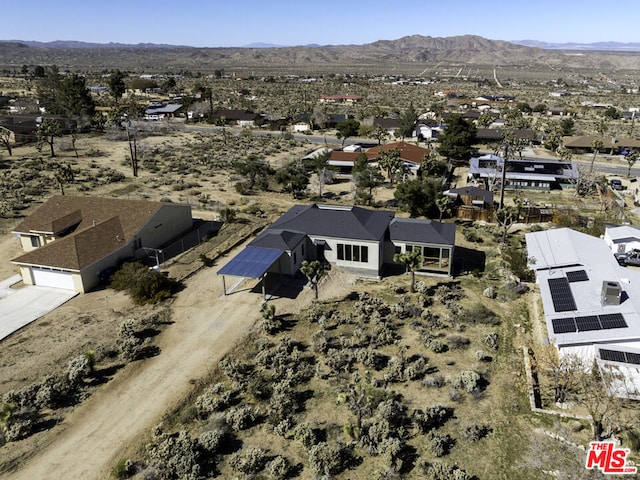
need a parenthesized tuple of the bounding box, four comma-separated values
(499, 142, 509, 210)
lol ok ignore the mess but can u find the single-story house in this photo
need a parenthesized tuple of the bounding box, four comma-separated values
(366, 141, 432, 172)
(144, 103, 184, 120)
(211, 109, 265, 127)
(563, 136, 640, 154)
(319, 95, 364, 104)
(469, 154, 578, 190)
(373, 117, 400, 137)
(11, 195, 194, 293)
(604, 225, 640, 255)
(218, 204, 456, 294)
(475, 128, 537, 144)
(0, 115, 78, 144)
(526, 227, 640, 399)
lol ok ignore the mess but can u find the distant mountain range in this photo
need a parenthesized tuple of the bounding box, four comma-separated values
(513, 40, 640, 52)
(7, 38, 640, 52)
(1, 35, 640, 73)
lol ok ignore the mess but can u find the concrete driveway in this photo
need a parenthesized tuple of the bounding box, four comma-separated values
(0, 275, 78, 341)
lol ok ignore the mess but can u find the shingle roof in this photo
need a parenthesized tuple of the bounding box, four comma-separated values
(447, 186, 494, 204)
(12, 195, 168, 270)
(250, 229, 307, 250)
(388, 218, 456, 245)
(269, 204, 394, 241)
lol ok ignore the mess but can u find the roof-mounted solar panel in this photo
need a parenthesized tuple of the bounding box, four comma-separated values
(548, 277, 577, 312)
(552, 317, 577, 334)
(566, 270, 589, 282)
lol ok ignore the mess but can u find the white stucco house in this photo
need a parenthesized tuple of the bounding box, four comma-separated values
(11, 195, 194, 293)
(218, 204, 456, 295)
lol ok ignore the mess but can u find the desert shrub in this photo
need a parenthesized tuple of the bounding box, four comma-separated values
(225, 404, 260, 431)
(405, 355, 429, 380)
(293, 421, 318, 450)
(377, 399, 408, 428)
(357, 347, 388, 370)
(384, 356, 405, 383)
(219, 356, 252, 385)
(454, 370, 483, 393)
(462, 227, 483, 243)
(259, 302, 281, 334)
(325, 348, 355, 374)
(428, 433, 455, 457)
(422, 374, 446, 389)
(198, 428, 227, 453)
(378, 436, 404, 471)
(447, 334, 470, 350)
(273, 417, 294, 437)
(422, 334, 447, 354)
(308, 442, 352, 477)
(111, 458, 135, 479)
(229, 446, 268, 475)
(116, 319, 145, 362)
(195, 383, 233, 418)
(456, 303, 501, 326)
(110, 261, 177, 305)
(266, 455, 290, 479)
(418, 460, 473, 480)
(268, 390, 298, 424)
(67, 354, 90, 385)
(148, 430, 201, 480)
(462, 423, 492, 442)
(413, 404, 454, 433)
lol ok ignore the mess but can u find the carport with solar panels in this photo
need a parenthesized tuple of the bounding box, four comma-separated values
(217, 246, 286, 300)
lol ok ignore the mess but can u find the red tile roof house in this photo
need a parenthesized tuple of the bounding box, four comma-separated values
(11, 196, 194, 292)
(367, 141, 432, 173)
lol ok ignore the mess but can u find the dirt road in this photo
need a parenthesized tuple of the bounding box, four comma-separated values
(2, 256, 329, 480)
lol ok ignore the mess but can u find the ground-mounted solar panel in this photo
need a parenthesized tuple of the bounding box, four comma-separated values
(575, 315, 602, 332)
(598, 313, 628, 330)
(566, 270, 589, 282)
(552, 317, 577, 334)
(548, 277, 577, 312)
(600, 349, 627, 363)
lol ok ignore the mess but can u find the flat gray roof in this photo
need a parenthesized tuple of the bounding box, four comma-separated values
(526, 228, 640, 346)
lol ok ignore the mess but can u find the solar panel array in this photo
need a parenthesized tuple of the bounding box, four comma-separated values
(566, 270, 589, 282)
(600, 349, 640, 365)
(551, 313, 628, 334)
(548, 277, 577, 312)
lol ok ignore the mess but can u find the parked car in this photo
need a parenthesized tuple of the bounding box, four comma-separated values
(610, 179, 623, 190)
(615, 250, 640, 266)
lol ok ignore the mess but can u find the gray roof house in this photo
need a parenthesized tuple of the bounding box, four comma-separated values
(218, 204, 456, 296)
(526, 227, 640, 398)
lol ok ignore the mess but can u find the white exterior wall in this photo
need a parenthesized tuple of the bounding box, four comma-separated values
(309, 235, 380, 276)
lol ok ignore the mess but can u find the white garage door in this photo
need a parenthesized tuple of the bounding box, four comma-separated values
(32, 267, 76, 290)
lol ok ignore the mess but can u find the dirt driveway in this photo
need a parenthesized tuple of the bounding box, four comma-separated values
(2, 242, 353, 480)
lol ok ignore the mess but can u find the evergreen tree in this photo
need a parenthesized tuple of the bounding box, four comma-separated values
(437, 114, 477, 164)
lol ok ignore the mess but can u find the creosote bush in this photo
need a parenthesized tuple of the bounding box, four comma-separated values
(110, 261, 178, 305)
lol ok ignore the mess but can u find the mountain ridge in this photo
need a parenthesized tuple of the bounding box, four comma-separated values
(1, 34, 639, 74)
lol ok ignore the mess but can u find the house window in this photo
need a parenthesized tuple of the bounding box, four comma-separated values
(394, 246, 401, 255)
(293, 252, 297, 264)
(301, 244, 305, 256)
(337, 243, 368, 263)
(30, 236, 41, 248)
(133, 238, 142, 250)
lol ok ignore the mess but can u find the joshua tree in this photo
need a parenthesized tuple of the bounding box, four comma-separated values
(300, 260, 327, 300)
(393, 248, 423, 293)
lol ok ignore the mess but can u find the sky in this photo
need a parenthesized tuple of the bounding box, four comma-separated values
(3, 0, 640, 47)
